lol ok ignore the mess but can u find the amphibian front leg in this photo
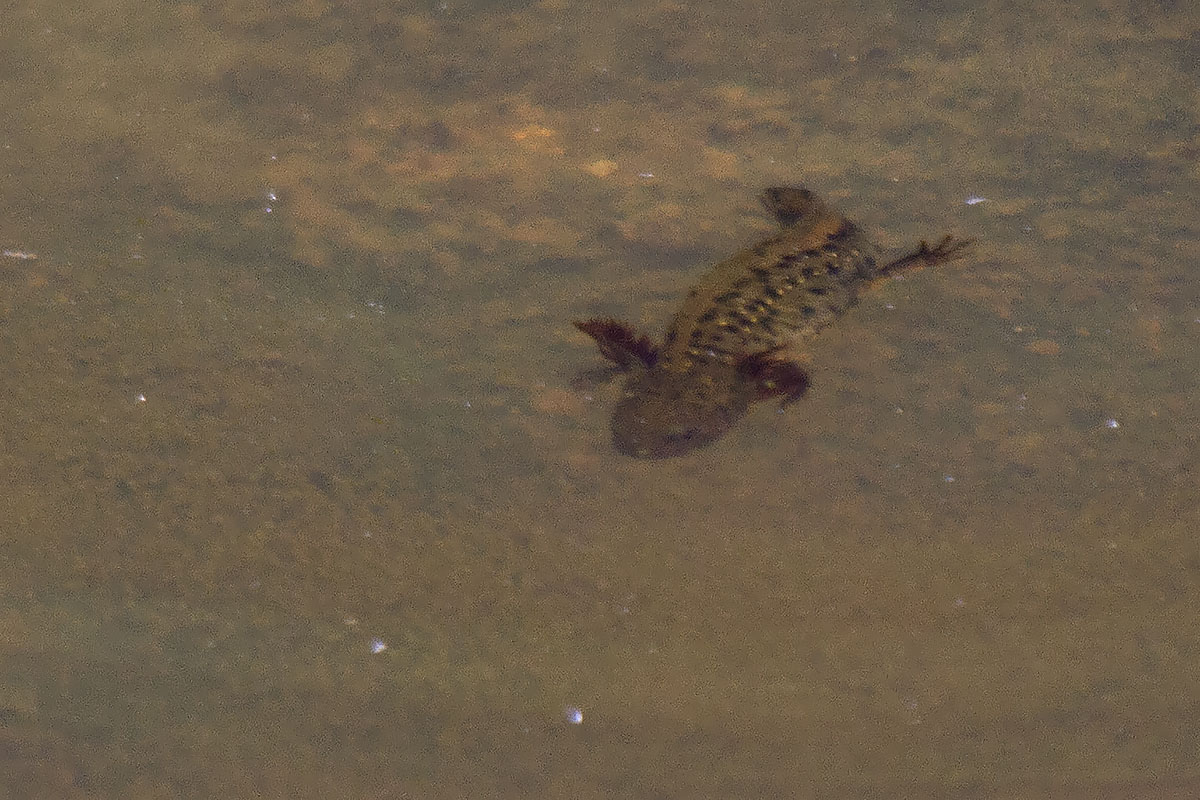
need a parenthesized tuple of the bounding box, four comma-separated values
(573, 317, 659, 370)
(738, 347, 811, 406)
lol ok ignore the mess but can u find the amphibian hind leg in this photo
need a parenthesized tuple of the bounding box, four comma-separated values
(738, 347, 811, 406)
(573, 317, 659, 370)
(879, 234, 975, 276)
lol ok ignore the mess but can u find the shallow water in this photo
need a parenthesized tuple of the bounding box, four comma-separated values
(1, 1, 1198, 797)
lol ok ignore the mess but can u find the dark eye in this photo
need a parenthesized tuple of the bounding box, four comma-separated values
(668, 427, 701, 442)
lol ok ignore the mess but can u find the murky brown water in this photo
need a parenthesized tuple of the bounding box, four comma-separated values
(2, 0, 1198, 797)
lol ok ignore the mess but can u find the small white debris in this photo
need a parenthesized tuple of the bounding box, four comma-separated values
(2, 249, 38, 260)
(638, 172, 654, 178)
(369, 638, 387, 654)
(1104, 418, 1120, 429)
(943, 474, 955, 483)
(965, 196, 989, 205)
(564, 706, 583, 725)
(135, 393, 147, 403)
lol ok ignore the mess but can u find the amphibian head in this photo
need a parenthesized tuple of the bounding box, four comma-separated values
(611, 362, 750, 458)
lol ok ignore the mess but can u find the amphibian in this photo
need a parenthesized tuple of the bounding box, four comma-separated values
(574, 185, 973, 458)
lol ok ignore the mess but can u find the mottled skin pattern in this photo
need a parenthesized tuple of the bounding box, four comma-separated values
(575, 186, 973, 458)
